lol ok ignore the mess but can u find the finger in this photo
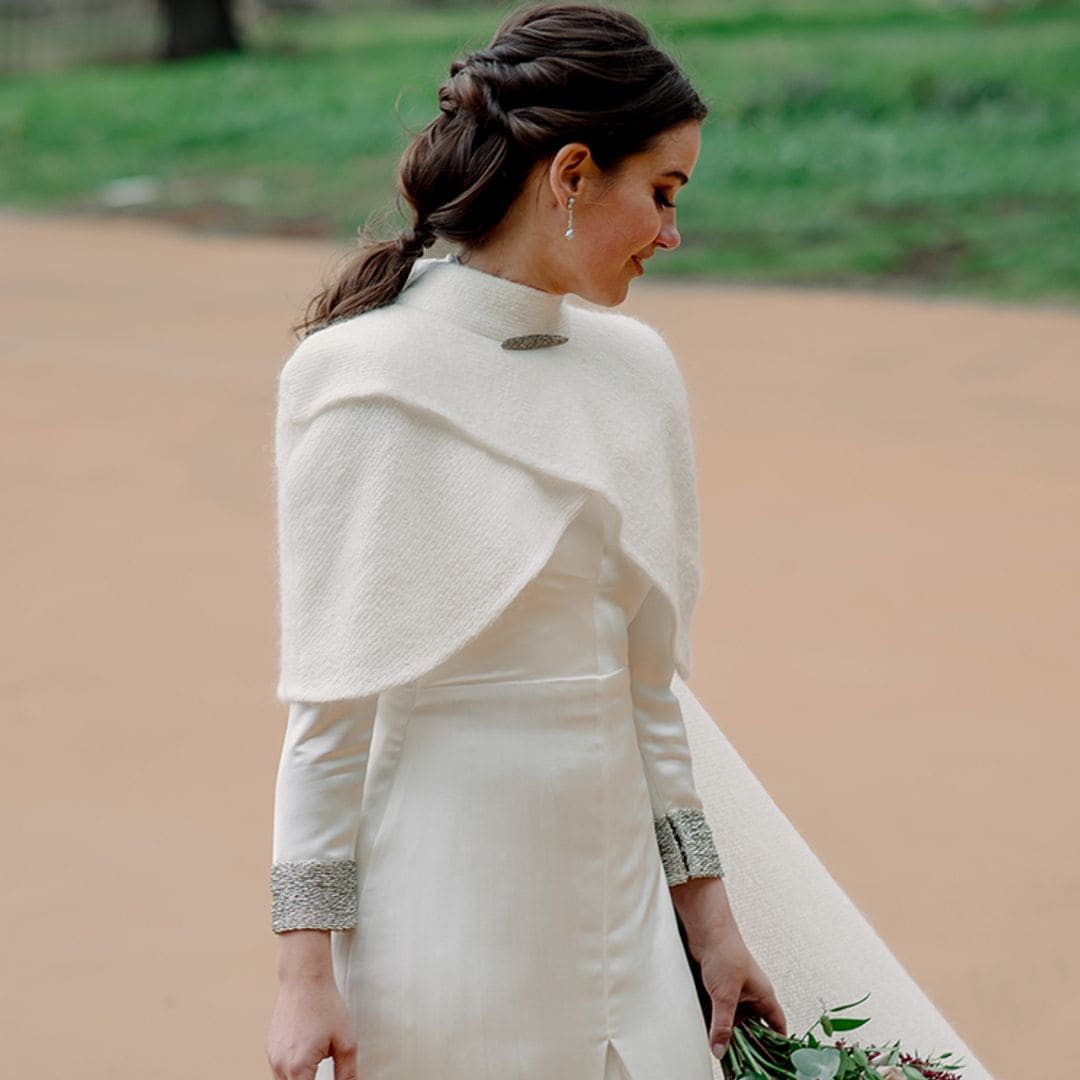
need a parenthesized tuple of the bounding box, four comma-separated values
(708, 988, 739, 1059)
(765, 994, 788, 1037)
(282, 1065, 316, 1080)
(332, 1036, 360, 1080)
(266, 1043, 283, 1080)
(740, 969, 788, 1038)
(749, 992, 787, 1038)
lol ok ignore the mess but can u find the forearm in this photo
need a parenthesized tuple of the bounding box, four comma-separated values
(669, 874, 736, 954)
(627, 588, 726, 887)
(275, 927, 335, 985)
(653, 805, 724, 884)
(271, 696, 378, 933)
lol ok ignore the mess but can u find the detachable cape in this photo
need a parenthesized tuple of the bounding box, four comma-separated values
(274, 254, 700, 702)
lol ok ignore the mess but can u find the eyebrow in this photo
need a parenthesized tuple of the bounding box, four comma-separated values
(661, 170, 690, 185)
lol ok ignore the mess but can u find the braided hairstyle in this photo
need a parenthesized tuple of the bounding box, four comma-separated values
(293, 2, 708, 340)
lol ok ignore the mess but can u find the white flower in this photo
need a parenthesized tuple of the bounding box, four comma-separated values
(874, 1067, 906, 1080)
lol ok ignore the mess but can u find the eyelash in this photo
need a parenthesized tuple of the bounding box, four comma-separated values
(655, 191, 676, 209)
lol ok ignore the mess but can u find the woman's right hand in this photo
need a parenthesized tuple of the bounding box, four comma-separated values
(266, 973, 359, 1080)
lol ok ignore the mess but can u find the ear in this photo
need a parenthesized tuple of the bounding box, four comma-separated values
(546, 142, 598, 208)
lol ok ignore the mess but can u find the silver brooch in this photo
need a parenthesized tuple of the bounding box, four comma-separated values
(500, 333, 570, 350)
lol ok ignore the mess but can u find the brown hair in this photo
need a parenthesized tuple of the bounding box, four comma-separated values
(292, 2, 709, 340)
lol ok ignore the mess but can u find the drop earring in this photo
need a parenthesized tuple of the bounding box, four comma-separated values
(564, 195, 575, 240)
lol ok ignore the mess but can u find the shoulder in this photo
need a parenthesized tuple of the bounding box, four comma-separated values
(571, 304, 689, 413)
(574, 302, 681, 367)
(570, 302, 674, 359)
(276, 302, 429, 425)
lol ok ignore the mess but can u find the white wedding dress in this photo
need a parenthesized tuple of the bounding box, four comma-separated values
(274, 491, 719, 1079)
(271, 251, 995, 1080)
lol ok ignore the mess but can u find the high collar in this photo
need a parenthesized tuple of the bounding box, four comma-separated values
(395, 252, 569, 344)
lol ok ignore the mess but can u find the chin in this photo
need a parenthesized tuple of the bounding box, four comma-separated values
(568, 261, 635, 306)
(575, 281, 626, 308)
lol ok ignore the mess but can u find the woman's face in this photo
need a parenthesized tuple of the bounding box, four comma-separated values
(551, 119, 702, 306)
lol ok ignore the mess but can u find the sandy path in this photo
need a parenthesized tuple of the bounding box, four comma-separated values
(3, 207, 1076, 1078)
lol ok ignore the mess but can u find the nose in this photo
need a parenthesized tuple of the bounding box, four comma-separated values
(655, 217, 680, 251)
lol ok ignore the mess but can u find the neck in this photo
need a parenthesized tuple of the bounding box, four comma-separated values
(396, 253, 569, 344)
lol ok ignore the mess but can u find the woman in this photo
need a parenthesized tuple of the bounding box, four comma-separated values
(266, 5, 993, 1080)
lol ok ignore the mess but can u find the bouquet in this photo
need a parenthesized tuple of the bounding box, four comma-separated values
(720, 993, 967, 1080)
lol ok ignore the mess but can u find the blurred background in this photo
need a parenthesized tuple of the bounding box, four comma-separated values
(2, 2, 1077, 1078)
(2, 0, 1078, 300)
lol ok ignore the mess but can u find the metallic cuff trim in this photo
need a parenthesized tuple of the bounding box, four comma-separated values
(654, 808, 725, 886)
(270, 859, 358, 933)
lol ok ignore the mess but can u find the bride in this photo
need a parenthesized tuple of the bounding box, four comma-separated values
(265, 5, 994, 1078)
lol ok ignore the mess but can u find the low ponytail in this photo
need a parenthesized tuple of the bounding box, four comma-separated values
(291, 2, 708, 341)
(292, 219, 437, 339)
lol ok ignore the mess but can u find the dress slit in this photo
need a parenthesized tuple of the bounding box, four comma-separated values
(604, 1038, 634, 1080)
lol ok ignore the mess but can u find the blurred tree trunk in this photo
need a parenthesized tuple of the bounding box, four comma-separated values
(159, 0, 242, 60)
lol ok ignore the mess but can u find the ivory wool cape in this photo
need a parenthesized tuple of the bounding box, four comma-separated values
(275, 253, 699, 703)
(272, 253, 994, 1080)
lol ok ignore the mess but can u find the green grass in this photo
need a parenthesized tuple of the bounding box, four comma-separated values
(1, 0, 1078, 304)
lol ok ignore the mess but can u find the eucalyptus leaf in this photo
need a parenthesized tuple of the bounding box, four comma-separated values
(792, 1047, 842, 1080)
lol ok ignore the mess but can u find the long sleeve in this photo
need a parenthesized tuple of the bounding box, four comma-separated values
(627, 586, 725, 886)
(270, 695, 378, 933)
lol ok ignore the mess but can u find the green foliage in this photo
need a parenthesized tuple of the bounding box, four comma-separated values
(720, 992, 967, 1079)
(0, 0, 1077, 303)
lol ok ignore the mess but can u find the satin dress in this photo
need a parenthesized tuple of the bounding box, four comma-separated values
(275, 491, 717, 1080)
